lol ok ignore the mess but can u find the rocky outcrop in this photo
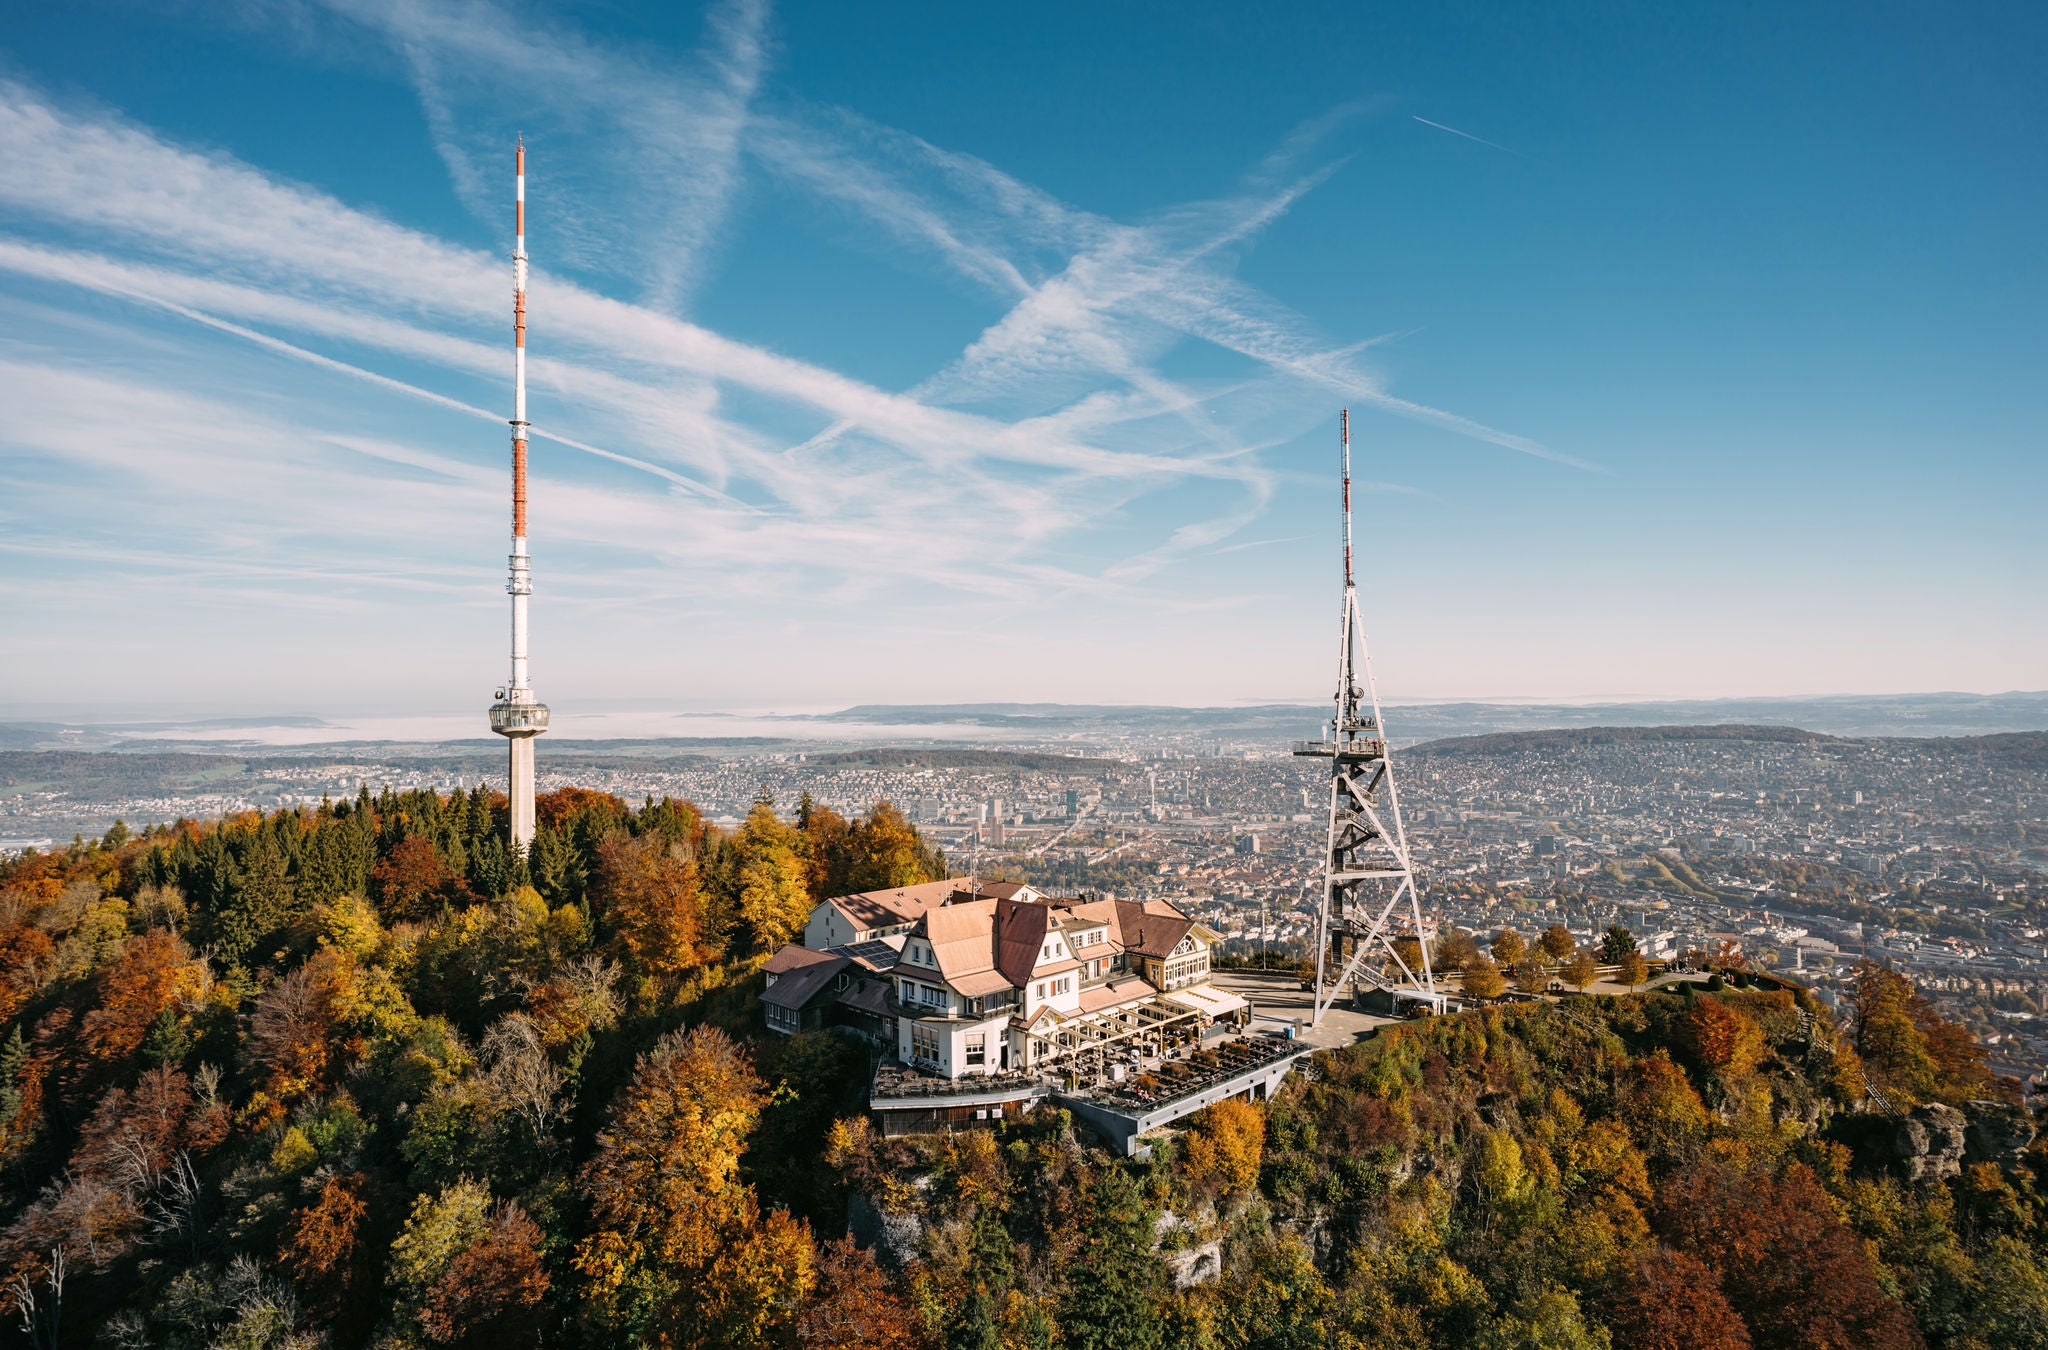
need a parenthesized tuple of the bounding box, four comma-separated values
(1889, 1102, 1967, 1182)
(1963, 1099, 2036, 1171)
(1154, 1209, 1223, 1289)
(848, 1187, 926, 1268)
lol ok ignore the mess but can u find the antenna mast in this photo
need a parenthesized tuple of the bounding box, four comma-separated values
(1293, 410, 1440, 1025)
(489, 138, 550, 852)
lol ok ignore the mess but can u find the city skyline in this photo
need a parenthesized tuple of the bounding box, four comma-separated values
(2, 1, 2043, 714)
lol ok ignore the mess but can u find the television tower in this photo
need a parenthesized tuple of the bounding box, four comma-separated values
(1293, 410, 1440, 1025)
(489, 138, 549, 852)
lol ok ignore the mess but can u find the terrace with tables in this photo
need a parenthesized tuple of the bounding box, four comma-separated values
(867, 1028, 1312, 1150)
(1054, 1031, 1313, 1155)
(1077, 1033, 1304, 1114)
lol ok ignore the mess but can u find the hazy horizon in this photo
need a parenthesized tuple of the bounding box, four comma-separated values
(6, 688, 2045, 751)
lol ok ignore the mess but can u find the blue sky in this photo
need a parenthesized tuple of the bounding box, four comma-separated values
(0, 0, 2041, 718)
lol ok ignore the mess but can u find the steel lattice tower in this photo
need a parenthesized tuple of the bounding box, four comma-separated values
(1293, 411, 1442, 1026)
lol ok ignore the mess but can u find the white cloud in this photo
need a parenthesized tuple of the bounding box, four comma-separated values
(0, 10, 1576, 706)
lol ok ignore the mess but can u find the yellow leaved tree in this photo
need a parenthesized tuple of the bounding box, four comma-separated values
(573, 1026, 812, 1348)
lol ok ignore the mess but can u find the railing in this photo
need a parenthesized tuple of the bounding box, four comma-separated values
(1292, 737, 1387, 759)
(489, 701, 551, 734)
(871, 1059, 1047, 1103)
(1799, 1010, 1900, 1120)
(1084, 1036, 1303, 1114)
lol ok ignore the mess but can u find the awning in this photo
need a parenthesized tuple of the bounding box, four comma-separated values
(1163, 985, 1249, 1018)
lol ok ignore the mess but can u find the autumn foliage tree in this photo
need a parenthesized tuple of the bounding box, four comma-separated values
(373, 833, 456, 922)
(1463, 956, 1506, 1001)
(1433, 927, 1480, 972)
(1655, 1162, 1922, 1350)
(1181, 1097, 1264, 1196)
(574, 1026, 813, 1348)
(419, 1201, 552, 1350)
(837, 803, 945, 895)
(593, 831, 706, 987)
(1680, 997, 1765, 1077)
(1850, 961, 1993, 1105)
(798, 1235, 928, 1350)
(726, 800, 814, 955)
(80, 928, 206, 1067)
(247, 948, 353, 1112)
(281, 1171, 381, 1339)
(1605, 1246, 1753, 1350)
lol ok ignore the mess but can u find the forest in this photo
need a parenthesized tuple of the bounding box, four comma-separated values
(0, 787, 2045, 1349)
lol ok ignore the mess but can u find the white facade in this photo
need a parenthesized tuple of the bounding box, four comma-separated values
(888, 897, 1224, 1080)
(897, 1010, 1013, 1075)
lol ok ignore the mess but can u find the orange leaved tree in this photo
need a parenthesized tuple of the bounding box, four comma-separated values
(1181, 1096, 1265, 1196)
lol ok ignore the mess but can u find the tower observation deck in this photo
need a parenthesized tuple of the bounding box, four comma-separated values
(490, 139, 548, 852)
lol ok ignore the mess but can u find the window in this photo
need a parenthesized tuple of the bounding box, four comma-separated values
(910, 1022, 941, 1066)
(766, 1003, 798, 1031)
(920, 983, 947, 1009)
(1035, 982, 1046, 999)
(965, 1033, 986, 1066)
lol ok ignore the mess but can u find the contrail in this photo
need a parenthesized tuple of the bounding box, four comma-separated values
(1412, 115, 1514, 155)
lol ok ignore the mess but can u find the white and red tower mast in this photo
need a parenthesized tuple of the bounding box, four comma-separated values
(490, 138, 549, 852)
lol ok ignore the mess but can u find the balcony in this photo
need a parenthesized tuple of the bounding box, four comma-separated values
(489, 699, 551, 737)
(1292, 737, 1384, 762)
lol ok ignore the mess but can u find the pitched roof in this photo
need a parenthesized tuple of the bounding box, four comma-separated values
(760, 954, 849, 1011)
(827, 877, 970, 932)
(1079, 976, 1153, 1014)
(994, 895, 1052, 988)
(1055, 897, 1125, 950)
(1115, 898, 1197, 959)
(765, 944, 840, 977)
(948, 969, 1017, 998)
(832, 938, 903, 973)
(835, 976, 892, 1017)
(924, 898, 1001, 986)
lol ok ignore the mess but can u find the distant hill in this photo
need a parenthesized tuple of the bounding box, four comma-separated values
(0, 750, 286, 799)
(805, 691, 2048, 741)
(1411, 724, 1839, 756)
(1919, 729, 2048, 771)
(810, 703, 1328, 734)
(1408, 724, 2048, 769)
(807, 748, 1124, 772)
